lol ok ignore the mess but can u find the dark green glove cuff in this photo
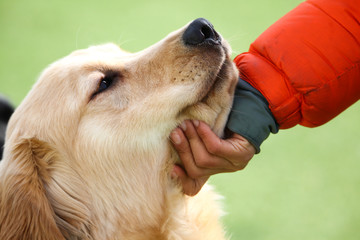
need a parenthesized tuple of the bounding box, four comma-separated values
(226, 78, 279, 153)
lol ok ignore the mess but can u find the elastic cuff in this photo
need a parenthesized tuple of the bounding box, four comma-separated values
(226, 78, 279, 153)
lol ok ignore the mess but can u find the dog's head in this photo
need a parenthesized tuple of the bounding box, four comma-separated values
(0, 18, 238, 239)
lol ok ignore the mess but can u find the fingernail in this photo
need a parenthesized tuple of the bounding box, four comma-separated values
(193, 120, 199, 127)
(180, 121, 187, 131)
(170, 131, 181, 145)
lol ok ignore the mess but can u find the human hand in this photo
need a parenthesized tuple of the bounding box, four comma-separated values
(170, 120, 256, 196)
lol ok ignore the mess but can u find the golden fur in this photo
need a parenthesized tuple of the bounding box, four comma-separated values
(0, 21, 238, 239)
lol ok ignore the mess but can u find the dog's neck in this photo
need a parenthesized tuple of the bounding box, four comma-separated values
(55, 137, 183, 239)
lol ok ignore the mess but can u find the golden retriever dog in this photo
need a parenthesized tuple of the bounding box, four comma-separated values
(0, 18, 238, 239)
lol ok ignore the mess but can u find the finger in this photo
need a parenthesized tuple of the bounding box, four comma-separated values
(171, 164, 209, 196)
(194, 121, 239, 158)
(196, 122, 255, 158)
(170, 125, 203, 176)
(192, 120, 225, 156)
(171, 125, 216, 177)
(182, 121, 237, 172)
(170, 127, 194, 164)
(195, 121, 254, 167)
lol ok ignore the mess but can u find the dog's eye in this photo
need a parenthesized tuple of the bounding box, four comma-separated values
(98, 76, 113, 93)
(91, 71, 121, 100)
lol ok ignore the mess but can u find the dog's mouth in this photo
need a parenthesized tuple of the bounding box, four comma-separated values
(199, 58, 228, 104)
(177, 56, 233, 128)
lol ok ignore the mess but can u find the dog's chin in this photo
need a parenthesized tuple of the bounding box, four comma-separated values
(178, 62, 232, 134)
(199, 61, 227, 104)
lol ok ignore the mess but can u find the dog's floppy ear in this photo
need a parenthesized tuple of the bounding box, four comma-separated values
(0, 137, 65, 240)
(0, 95, 14, 160)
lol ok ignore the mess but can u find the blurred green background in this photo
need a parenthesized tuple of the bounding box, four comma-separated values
(1, 0, 359, 239)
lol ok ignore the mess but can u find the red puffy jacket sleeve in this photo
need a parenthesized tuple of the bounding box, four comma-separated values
(234, 0, 360, 129)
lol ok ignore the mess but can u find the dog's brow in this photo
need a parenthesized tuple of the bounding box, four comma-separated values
(103, 69, 123, 78)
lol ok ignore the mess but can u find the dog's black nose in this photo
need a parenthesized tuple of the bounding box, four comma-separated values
(183, 18, 221, 46)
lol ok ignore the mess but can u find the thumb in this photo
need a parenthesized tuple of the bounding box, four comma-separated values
(195, 121, 255, 160)
(194, 121, 233, 157)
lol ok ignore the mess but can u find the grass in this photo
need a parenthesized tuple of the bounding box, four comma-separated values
(212, 105, 360, 240)
(1, 0, 359, 239)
